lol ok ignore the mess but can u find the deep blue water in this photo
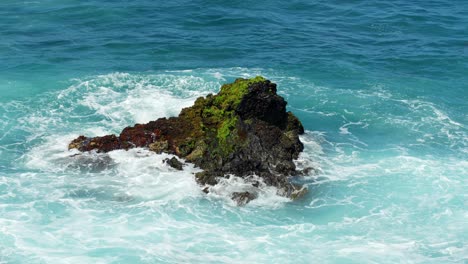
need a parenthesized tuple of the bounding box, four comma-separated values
(0, 1, 467, 263)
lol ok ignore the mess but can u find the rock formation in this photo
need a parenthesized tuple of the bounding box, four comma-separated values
(69, 77, 308, 205)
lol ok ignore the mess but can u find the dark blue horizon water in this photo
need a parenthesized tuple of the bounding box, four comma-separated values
(0, 1, 467, 263)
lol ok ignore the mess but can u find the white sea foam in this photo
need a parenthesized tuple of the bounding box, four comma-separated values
(205, 175, 291, 208)
(295, 131, 326, 177)
(2, 70, 467, 263)
(55, 73, 220, 133)
(107, 149, 202, 202)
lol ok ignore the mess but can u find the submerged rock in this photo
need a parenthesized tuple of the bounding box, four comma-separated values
(164, 157, 183, 171)
(69, 77, 308, 204)
(231, 191, 257, 206)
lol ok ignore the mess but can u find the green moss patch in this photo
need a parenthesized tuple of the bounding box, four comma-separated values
(214, 76, 266, 109)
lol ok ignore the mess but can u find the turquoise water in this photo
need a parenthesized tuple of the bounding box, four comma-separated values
(1, 1, 467, 263)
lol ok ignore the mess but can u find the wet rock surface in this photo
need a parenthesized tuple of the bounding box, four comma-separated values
(69, 77, 308, 204)
(231, 191, 257, 206)
(164, 157, 183, 170)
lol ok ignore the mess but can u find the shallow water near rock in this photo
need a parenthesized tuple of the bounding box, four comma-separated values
(0, 1, 467, 263)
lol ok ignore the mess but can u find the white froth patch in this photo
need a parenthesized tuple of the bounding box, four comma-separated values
(339, 126, 350, 135)
(24, 134, 80, 172)
(107, 149, 201, 201)
(295, 131, 326, 177)
(51, 73, 225, 138)
(23, 133, 202, 204)
(339, 121, 367, 135)
(67, 73, 217, 130)
(79, 86, 195, 124)
(205, 175, 290, 208)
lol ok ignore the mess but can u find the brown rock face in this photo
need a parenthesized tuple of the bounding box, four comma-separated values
(69, 77, 308, 204)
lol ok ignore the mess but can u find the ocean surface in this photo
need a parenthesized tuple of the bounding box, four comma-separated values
(0, 1, 467, 263)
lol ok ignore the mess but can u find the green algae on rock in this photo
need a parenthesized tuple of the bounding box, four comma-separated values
(69, 77, 308, 205)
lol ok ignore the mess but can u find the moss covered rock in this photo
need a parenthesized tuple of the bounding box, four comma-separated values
(69, 77, 308, 204)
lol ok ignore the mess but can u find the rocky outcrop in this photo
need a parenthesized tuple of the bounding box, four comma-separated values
(69, 77, 308, 204)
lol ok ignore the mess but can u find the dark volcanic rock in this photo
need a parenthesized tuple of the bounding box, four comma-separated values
(69, 77, 308, 204)
(231, 191, 257, 206)
(164, 157, 183, 170)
